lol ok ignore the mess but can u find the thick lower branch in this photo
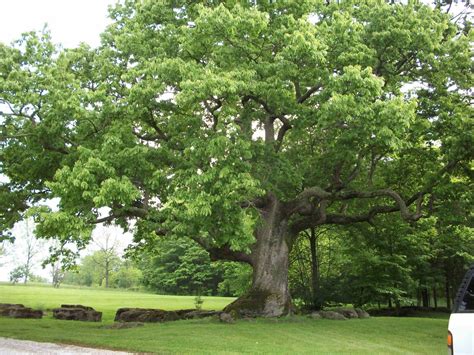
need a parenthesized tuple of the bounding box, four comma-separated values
(191, 236, 253, 265)
(207, 245, 253, 265)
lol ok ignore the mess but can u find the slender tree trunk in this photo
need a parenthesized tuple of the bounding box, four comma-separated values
(309, 227, 321, 310)
(421, 287, 430, 307)
(224, 197, 292, 317)
(445, 278, 451, 310)
(433, 287, 438, 309)
(105, 259, 110, 288)
(416, 286, 421, 307)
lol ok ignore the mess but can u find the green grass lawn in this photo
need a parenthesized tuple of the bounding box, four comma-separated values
(0, 283, 449, 354)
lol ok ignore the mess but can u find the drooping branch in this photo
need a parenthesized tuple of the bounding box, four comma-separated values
(191, 236, 253, 265)
(241, 94, 274, 115)
(92, 206, 148, 225)
(288, 157, 459, 224)
(288, 159, 461, 233)
(290, 193, 424, 234)
(297, 84, 322, 104)
(275, 116, 292, 152)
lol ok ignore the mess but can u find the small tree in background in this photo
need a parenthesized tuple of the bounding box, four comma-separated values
(9, 265, 29, 284)
(91, 233, 121, 288)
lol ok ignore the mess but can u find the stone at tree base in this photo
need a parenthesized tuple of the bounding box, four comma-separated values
(337, 309, 359, 319)
(219, 312, 235, 323)
(52, 305, 102, 322)
(223, 289, 291, 318)
(308, 312, 322, 319)
(319, 311, 347, 320)
(0, 304, 43, 319)
(355, 308, 370, 318)
(174, 309, 197, 317)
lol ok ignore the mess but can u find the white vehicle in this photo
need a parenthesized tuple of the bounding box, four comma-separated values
(448, 264, 474, 355)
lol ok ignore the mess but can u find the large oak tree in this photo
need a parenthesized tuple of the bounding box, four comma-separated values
(1, 1, 472, 316)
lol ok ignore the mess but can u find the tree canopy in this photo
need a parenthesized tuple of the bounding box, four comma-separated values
(1, 0, 472, 316)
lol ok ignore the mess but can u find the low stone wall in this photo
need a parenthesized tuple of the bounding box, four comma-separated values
(52, 304, 102, 322)
(114, 308, 222, 323)
(308, 308, 370, 320)
(0, 303, 43, 319)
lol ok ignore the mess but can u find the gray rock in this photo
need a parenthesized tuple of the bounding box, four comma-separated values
(219, 312, 235, 323)
(183, 310, 221, 319)
(114, 308, 179, 323)
(308, 312, 322, 319)
(338, 309, 359, 319)
(53, 305, 101, 322)
(60, 304, 94, 311)
(114, 308, 222, 323)
(0, 304, 43, 319)
(355, 308, 370, 318)
(320, 311, 347, 320)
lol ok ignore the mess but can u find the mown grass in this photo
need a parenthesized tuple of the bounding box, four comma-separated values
(0, 283, 232, 322)
(0, 283, 449, 354)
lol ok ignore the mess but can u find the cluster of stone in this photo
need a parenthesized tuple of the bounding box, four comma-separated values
(0, 303, 43, 319)
(114, 308, 224, 323)
(52, 304, 102, 322)
(309, 308, 370, 320)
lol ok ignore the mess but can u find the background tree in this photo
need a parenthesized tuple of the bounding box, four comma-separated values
(1, 1, 472, 316)
(9, 265, 29, 284)
(50, 261, 65, 288)
(137, 237, 225, 295)
(135, 236, 251, 296)
(91, 233, 122, 288)
(110, 259, 142, 289)
(6, 219, 46, 284)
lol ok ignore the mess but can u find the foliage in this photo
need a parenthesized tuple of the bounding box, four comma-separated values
(9, 266, 29, 284)
(217, 262, 252, 297)
(0, 1, 472, 311)
(110, 260, 142, 289)
(289, 216, 474, 309)
(135, 237, 249, 296)
(63, 250, 143, 289)
(194, 294, 204, 311)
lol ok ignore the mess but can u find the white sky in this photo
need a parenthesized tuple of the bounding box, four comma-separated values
(0, 0, 128, 282)
(0, 0, 116, 48)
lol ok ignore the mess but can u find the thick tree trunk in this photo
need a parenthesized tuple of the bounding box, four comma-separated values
(224, 197, 292, 317)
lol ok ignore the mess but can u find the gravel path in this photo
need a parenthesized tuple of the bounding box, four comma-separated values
(0, 337, 130, 354)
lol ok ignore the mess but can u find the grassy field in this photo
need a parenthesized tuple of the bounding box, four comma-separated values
(0, 283, 449, 354)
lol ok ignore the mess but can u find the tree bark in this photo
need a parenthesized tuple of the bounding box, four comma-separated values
(224, 196, 292, 317)
(309, 227, 322, 310)
(422, 287, 430, 307)
(445, 278, 451, 310)
(105, 259, 110, 288)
